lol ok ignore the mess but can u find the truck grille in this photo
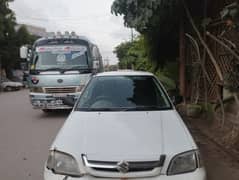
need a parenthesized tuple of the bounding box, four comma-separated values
(44, 87, 77, 94)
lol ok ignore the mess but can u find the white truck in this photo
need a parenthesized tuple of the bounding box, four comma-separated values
(20, 32, 103, 112)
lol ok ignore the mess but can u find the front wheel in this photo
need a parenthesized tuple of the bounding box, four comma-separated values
(42, 109, 53, 113)
(5, 86, 13, 91)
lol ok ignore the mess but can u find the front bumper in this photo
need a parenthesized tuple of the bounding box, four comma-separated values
(44, 168, 206, 180)
(30, 92, 80, 109)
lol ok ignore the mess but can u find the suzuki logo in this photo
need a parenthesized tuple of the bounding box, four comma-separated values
(57, 79, 63, 83)
(117, 161, 129, 173)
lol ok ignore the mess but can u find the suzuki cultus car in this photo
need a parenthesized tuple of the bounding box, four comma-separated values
(44, 71, 206, 180)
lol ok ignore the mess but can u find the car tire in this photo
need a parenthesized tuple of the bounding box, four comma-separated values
(42, 109, 53, 113)
(5, 86, 13, 91)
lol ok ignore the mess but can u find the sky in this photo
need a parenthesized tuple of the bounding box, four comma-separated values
(9, 0, 132, 65)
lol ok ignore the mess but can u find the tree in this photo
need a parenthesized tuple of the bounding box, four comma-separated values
(16, 25, 35, 46)
(0, 0, 17, 77)
(114, 37, 150, 70)
(0, 1, 37, 78)
(111, 0, 181, 68)
(0, 0, 15, 41)
(113, 36, 177, 90)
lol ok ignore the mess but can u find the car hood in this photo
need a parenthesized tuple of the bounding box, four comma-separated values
(52, 110, 196, 161)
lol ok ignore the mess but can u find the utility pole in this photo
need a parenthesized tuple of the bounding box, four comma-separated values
(131, 28, 134, 42)
(104, 58, 110, 71)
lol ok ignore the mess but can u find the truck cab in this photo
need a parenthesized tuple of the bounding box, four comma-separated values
(20, 32, 103, 112)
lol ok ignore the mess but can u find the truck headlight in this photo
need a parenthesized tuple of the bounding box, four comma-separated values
(167, 150, 199, 175)
(76, 85, 85, 92)
(46, 150, 82, 177)
(30, 87, 44, 93)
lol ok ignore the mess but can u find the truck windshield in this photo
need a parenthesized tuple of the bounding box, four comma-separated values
(32, 45, 89, 70)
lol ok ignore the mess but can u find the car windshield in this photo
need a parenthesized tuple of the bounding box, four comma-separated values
(33, 45, 89, 71)
(76, 75, 172, 111)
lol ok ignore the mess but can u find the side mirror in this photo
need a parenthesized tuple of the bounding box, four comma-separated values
(93, 60, 100, 69)
(20, 62, 28, 71)
(172, 95, 183, 105)
(27, 49, 32, 62)
(20, 46, 28, 59)
(63, 96, 76, 107)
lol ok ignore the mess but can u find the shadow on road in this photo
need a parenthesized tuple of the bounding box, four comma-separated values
(37, 110, 71, 120)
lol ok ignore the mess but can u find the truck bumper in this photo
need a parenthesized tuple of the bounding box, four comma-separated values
(30, 92, 80, 109)
(44, 167, 207, 180)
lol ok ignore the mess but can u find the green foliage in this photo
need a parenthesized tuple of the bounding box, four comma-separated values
(113, 36, 176, 90)
(0, 0, 17, 73)
(107, 65, 118, 71)
(0, 0, 15, 41)
(16, 26, 35, 45)
(220, 2, 239, 26)
(114, 36, 149, 70)
(111, 0, 181, 68)
(111, 0, 162, 32)
(0, 1, 37, 75)
(155, 71, 176, 90)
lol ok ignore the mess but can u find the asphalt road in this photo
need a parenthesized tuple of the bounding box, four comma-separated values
(0, 89, 68, 180)
(1, 89, 239, 180)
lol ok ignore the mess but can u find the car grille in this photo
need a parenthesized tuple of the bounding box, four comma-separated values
(44, 87, 77, 94)
(82, 154, 166, 178)
(90, 161, 163, 172)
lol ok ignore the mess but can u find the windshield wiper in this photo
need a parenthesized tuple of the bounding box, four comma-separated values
(65, 66, 92, 73)
(43, 67, 65, 72)
(122, 106, 171, 111)
(77, 107, 125, 112)
(76, 106, 171, 112)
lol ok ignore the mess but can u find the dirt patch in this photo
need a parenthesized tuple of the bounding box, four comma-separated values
(177, 100, 239, 154)
(184, 116, 239, 180)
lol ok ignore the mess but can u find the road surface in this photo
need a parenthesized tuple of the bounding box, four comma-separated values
(0, 89, 239, 180)
(0, 89, 68, 180)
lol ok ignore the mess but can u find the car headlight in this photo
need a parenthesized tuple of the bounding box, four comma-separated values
(167, 150, 201, 175)
(30, 87, 44, 93)
(46, 150, 82, 177)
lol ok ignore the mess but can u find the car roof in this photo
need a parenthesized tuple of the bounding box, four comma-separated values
(95, 70, 154, 77)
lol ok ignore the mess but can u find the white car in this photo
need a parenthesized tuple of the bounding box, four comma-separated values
(44, 71, 206, 180)
(0, 78, 23, 91)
